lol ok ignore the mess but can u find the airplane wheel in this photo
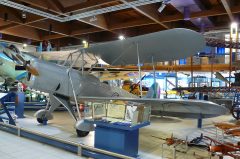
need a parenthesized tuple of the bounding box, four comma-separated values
(231, 104, 240, 120)
(37, 118, 44, 123)
(37, 118, 48, 124)
(76, 129, 89, 137)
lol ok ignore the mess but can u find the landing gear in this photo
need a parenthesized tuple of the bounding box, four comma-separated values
(37, 118, 44, 124)
(76, 129, 89, 137)
(232, 93, 240, 120)
(36, 114, 49, 124)
(231, 104, 240, 120)
(75, 120, 94, 137)
(34, 109, 53, 124)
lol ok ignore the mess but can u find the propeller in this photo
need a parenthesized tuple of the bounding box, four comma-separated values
(15, 53, 39, 76)
(2, 46, 22, 64)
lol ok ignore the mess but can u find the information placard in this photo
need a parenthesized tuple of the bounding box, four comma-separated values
(107, 104, 126, 119)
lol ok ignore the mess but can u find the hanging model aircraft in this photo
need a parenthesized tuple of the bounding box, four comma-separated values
(204, 136, 240, 158)
(0, 28, 228, 137)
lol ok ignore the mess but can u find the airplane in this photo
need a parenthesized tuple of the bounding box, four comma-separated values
(151, 134, 187, 146)
(204, 136, 240, 158)
(0, 28, 228, 137)
(152, 133, 207, 148)
(214, 122, 240, 136)
(0, 44, 28, 91)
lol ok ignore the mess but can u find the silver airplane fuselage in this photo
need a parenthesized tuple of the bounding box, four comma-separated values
(27, 60, 127, 98)
(27, 60, 227, 120)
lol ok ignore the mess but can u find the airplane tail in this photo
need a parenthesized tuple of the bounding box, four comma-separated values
(144, 82, 161, 98)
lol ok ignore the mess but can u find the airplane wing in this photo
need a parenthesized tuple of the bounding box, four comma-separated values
(86, 28, 205, 65)
(24, 50, 105, 67)
(78, 96, 228, 119)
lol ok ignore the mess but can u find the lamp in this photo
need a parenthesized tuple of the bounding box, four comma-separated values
(118, 35, 125, 40)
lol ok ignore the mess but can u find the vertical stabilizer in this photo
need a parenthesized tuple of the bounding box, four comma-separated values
(145, 82, 160, 98)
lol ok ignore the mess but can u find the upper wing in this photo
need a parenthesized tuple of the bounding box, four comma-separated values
(78, 96, 228, 118)
(86, 28, 205, 65)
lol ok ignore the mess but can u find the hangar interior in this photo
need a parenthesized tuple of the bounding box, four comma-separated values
(0, 0, 240, 159)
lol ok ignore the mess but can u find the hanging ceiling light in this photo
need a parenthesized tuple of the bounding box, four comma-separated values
(23, 43, 27, 48)
(118, 35, 125, 40)
(22, 11, 26, 19)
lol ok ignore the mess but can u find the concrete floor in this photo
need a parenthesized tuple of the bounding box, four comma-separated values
(0, 111, 236, 159)
(13, 110, 236, 159)
(0, 130, 85, 159)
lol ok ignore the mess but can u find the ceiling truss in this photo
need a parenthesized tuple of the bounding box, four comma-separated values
(0, 0, 237, 47)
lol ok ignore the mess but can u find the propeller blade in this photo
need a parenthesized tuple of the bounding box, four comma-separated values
(26, 65, 39, 76)
(3, 49, 21, 64)
(11, 54, 23, 64)
(16, 54, 26, 64)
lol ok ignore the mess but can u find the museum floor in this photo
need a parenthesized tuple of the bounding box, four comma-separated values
(0, 110, 236, 159)
(0, 130, 85, 159)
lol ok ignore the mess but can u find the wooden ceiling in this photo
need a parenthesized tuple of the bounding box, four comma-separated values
(0, 0, 239, 48)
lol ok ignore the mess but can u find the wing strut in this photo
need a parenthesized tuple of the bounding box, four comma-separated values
(68, 69, 81, 119)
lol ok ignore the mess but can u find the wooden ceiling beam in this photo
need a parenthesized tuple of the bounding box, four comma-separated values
(42, 27, 104, 40)
(64, 0, 119, 13)
(67, 4, 240, 37)
(0, 33, 31, 43)
(45, 0, 64, 13)
(41, 34, 66, 41)
(0, 7, 23, 24)
(220, 0, 234, 21)
(159, 5, 240, 23)
(71, 27, 103, 36)
(0, 23, 19, 31)
(109, 18, 155, 30)
(80, 14, 109, 30)
(42, 27, 101, 41)
(120, 0, 170, 29)
(0, 16, 48, 31)
(41, 4, 240, 41)
(70, 18, 155, 38)
(30, 20, 70, 35)
(0, 5, 47, 28)
(16, 0, 63, 14)
(2, 25, 40, 40)
(10, 1, 114, 34)
(0, 6, 69, 37)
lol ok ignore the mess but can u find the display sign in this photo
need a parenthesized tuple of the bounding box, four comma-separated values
(86, 101, 151, 126)
(92, 102, 106, 119)
(107, 104, 126, 119)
